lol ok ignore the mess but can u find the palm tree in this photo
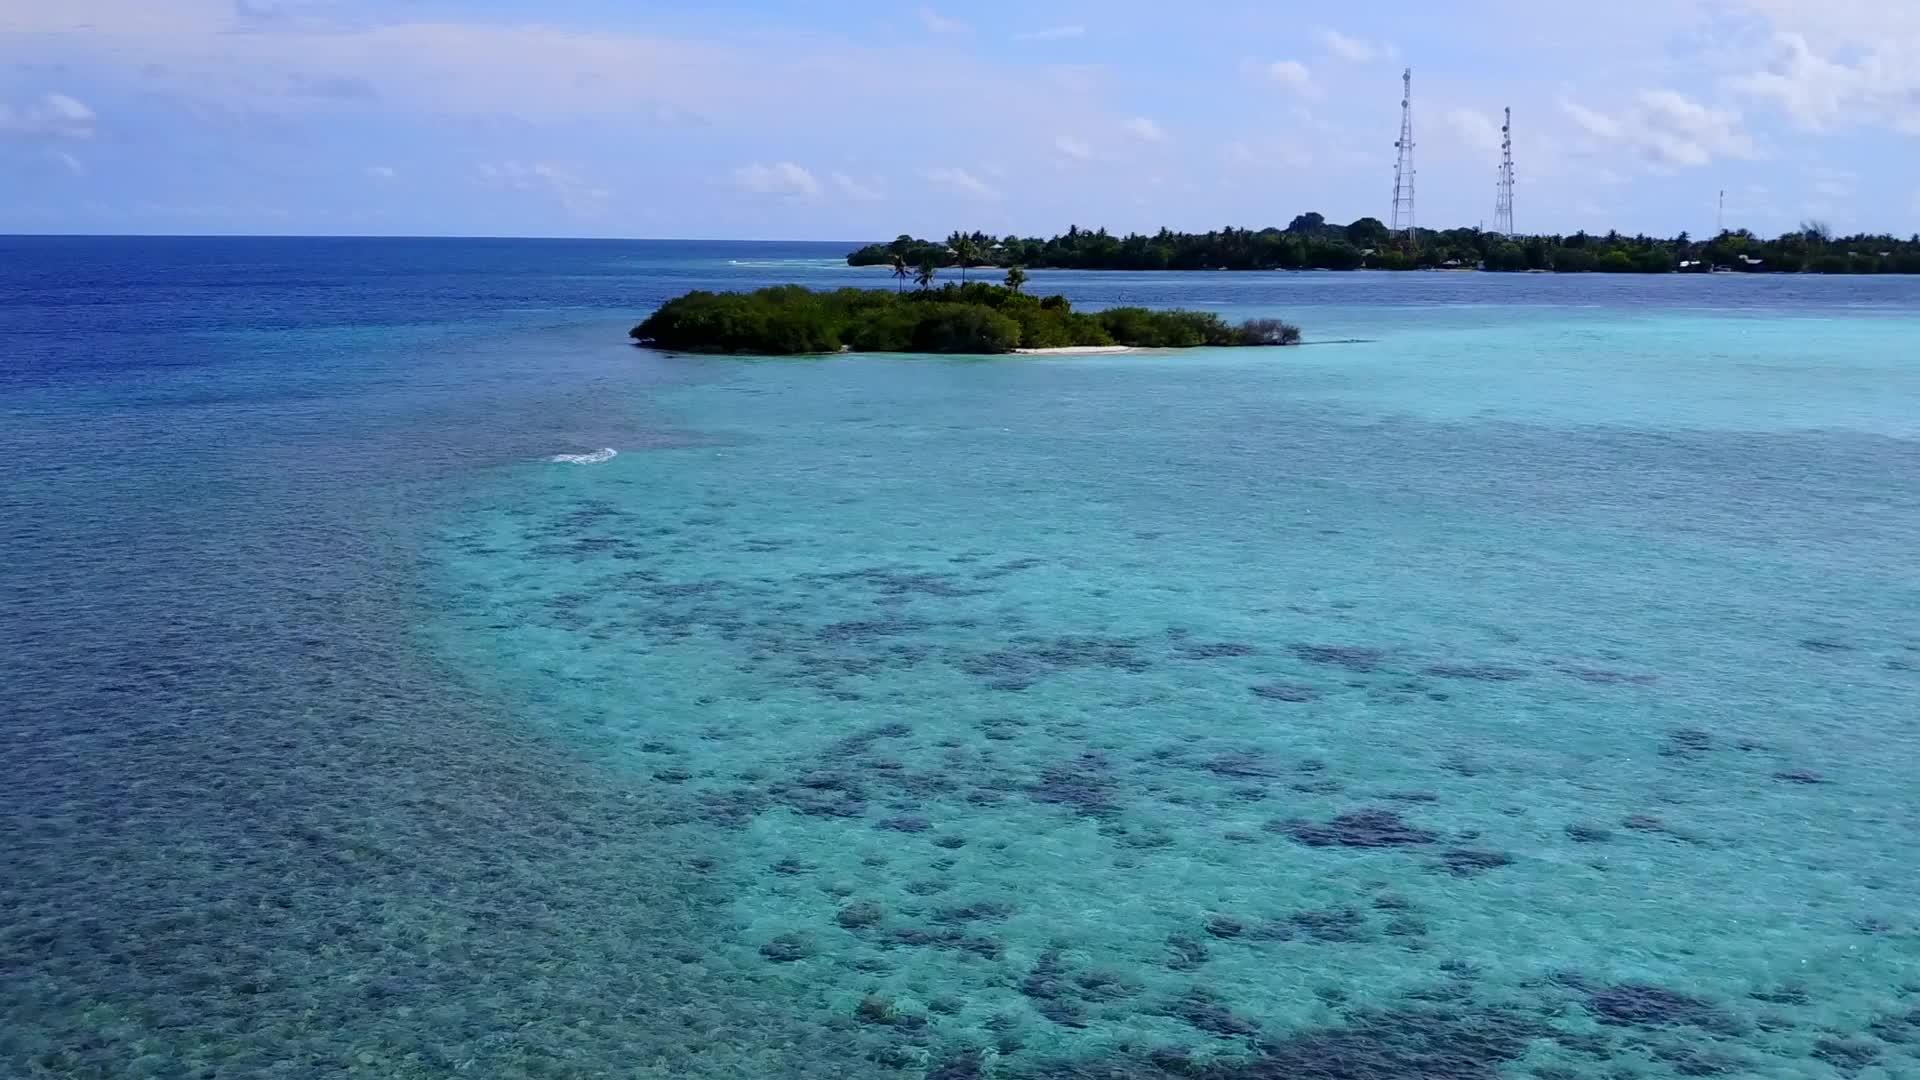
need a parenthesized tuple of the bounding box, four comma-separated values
(952, 234, 979, 282)
(1004, 266, 1028, 294)
(889, 253, 910, 292)
(915, 258, 938, 290)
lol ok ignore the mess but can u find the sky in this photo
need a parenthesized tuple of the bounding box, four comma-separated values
(3, 0, 1918, 239)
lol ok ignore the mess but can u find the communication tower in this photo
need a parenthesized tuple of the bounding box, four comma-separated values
(1390, 68, 1416, 248)
(1494, 107, 1515, 236)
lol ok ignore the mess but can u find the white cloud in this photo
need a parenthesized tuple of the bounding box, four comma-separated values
(731, 161, 821, 198)
(234, 0, 340, 24)
(1729, 31, 1920, 134)
(0, 0, 232, 34)
(48, 149, 87, 175)
(1561, 99, 1622, 140)
(921, 166, 1000, 200)
(23, 16, 976, 131)
(477, 161, 612, 216)
(1318, 29, 1390, 63)
(1255, 60, 1317, 97)
(364, 164, 396, 181)
(1014, 25, 1084, 41)
(830, 171, 884, 201)
(0, 93, 97, 139)
(1445, 107, 1502, 153)
(1125, 116, 1167, 142)
(1054, 134, 1093, 161)
(1723, 0, 1920, 50)
(1560, 90, 1756, 169)
(919, 6, 966, 34)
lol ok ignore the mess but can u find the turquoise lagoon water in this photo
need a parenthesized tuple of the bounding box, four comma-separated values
(3, 237, 1919, 1079)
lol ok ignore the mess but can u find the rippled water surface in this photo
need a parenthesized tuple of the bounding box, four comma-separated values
(4, 236, 1919, 1079)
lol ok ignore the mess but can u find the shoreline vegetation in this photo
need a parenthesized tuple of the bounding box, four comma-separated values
(848, 216, 1920, 274)
(631, 281, 1300, 356)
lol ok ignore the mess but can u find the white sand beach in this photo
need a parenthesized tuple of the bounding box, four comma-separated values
(1011, 344, 1137, 355)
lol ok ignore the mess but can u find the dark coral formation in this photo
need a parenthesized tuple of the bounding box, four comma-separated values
(1661, 728, 1716, 755)
(1249, 682, 1320, 702)
(1583, 983, 1741, 1034)
(1164, 933, 1210, 971)
(1030, 753, 1121, 818)
(1422, 663, 1529, 682)
(960, 635, 1150, 690)
(835, 901, 885, 930)
(1203, 915, 1247, 939)
(1290, 644, 1388, 671)
(1273, 809, 1440, 848)
(1161, 987, 1262, 1037)
(1557, 665, 1657, 686)
(1798, 638, 1855, 653)
(1178, 641, 1260, 660)
(1436, 849, 1514, 877)
(1288, 906, 1371, 942)
(1203, 750, 1288, 779)
(933, 900, 1015, 925)
(1812, 1037, 1880, 1072)
(757, 932, 816, 963)
(881, 926, 1002, 959)
(1007, 996, 1550, 1080)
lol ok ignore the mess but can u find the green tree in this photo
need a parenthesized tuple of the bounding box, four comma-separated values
(951, 232, 980, 282)
(1287, 212, 1328, 235)
(915, 258, 939, 290)
(1345, 217, 1391, 248)
(888, 253, 910, 293)
(1004, 266, 1028, 294)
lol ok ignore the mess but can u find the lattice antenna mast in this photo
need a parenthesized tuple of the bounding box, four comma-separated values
(1390, 67, 1416, 249)
(1494, 107, 1515, 237)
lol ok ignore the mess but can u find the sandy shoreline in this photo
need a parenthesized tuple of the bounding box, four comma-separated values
(1011, 344, 1137, 355)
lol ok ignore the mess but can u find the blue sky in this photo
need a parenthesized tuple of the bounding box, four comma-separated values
(3, 0, 1917, 239)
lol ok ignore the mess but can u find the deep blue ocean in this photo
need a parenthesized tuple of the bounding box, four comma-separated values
(4, 236, 1919, 1079)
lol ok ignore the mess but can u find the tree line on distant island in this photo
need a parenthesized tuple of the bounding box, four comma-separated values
(848, 215, 1920, 274)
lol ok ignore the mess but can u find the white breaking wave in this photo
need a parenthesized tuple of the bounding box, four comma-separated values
(727, 258, 846, 268)
(548, 448, 618, 464)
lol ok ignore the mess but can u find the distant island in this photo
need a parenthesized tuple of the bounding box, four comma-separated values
(848, 216, 1920, 274)
(631, 281, 1300, 355)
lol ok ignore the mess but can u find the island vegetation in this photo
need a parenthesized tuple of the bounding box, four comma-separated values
(631, 276, 1301, 356)
(848, 217, 1920, 274)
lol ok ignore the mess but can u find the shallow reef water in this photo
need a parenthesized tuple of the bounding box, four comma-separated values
(5, 238, 1920, 1078)
(429, 321, 1920, 1079)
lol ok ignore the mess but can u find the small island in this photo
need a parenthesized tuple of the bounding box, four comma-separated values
(631, 277, 1300, 356)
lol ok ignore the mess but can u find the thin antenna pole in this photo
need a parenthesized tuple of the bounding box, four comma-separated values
(1390, 68, 1417, 250)
(1717, 190, 1725, 234)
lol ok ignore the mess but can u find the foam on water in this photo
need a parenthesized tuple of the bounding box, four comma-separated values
(549, 447, 618, 464)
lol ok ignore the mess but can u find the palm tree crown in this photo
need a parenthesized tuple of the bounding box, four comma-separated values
(953, 236, 979, 281)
